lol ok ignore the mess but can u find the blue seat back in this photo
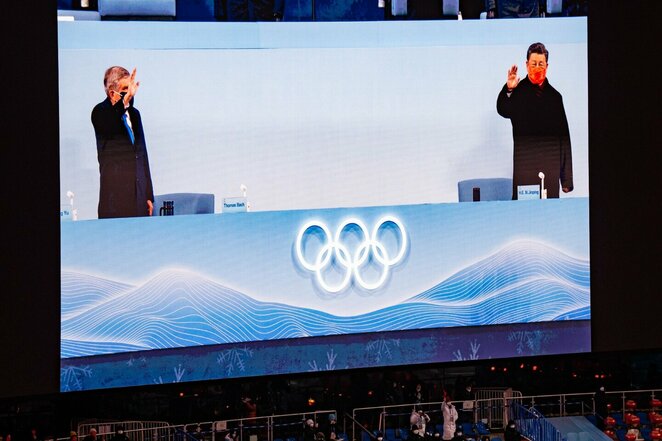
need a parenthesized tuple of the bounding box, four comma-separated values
(458, 178, 513, 202)
(153, 192, 215, 215)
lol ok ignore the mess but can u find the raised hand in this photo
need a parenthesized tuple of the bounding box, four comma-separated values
(124, 68, 140, 106)
(507, 64, 520, 90)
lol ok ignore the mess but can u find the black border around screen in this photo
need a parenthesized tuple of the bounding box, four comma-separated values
(1, 0, 660, 399)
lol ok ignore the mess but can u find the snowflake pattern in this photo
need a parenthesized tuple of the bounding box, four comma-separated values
(153, 364, 186, 384)
(452, 339, 481, 361)
(60, 365, 93, 391)
(126, 356, 147, 367)
(308, 349, 337, 371)
(365, 338, 401, 362)
(217, 347, 254, 376)
(508, 330, 554, 355)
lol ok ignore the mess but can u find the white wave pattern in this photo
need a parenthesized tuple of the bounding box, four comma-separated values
(61, 271, 134, 320)
(61, 240, 590, 358)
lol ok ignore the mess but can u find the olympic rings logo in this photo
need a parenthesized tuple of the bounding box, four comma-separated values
(295, 216, 408, 293)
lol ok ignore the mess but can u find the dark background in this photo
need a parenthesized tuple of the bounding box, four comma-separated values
(1, 0, 659, 402)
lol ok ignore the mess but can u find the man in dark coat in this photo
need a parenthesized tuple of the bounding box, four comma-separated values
(497, 42, 573, 199)
(92, 66, 154, 219)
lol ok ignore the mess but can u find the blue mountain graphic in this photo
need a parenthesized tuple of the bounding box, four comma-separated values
(61, 270, 134, 320)
(61, 240, 589, 358)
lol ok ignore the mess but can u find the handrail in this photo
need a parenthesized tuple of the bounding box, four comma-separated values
(68, 411, 338, 441)
(511, 403, 563, 441)
(351, 387, 662, 437)
(61, 388, 662, 441)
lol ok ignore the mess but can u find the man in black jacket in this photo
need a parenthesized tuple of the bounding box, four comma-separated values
(497, 42, 573, 199)
(92, 66, 154, 219)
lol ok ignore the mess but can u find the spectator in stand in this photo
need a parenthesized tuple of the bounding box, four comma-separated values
(224, 430, 237, 441)
(416, 410, 431, 438)
(304, 419, 318, 441)
(413, 384, 424, 404)
(325, 413, 338, 441)
(409, 411, 423, 440)
(442, 394, 458, 441)
(29, 428, 42, 441)
(111, 426, 130, 441)
(595, 386, 608, 430)
(192, 426, 204, 441)
(83, 429, 98, 441)
(504, 421, 520, 441)
(450, 429, 465, 441)
(626, 428, 644, 441)
(70, 431, 78, 441)
(241, 396, 257, 420)
(457, 383, 474, 424)
(385, 381, 404, 405)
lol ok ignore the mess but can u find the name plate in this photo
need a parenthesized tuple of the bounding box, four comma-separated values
(61, 205, 73, 221)
(517, 185, 540, 200)
(222, 197, 247, 213)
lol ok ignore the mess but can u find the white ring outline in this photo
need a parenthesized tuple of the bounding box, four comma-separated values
(295, 216, 407, 292)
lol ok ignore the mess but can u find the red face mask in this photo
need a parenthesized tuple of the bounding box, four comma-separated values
(526, 54, 548, 86)
(529, 69, 546, 85)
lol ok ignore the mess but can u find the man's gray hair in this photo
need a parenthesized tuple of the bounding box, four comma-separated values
(103, 66, 130, 97)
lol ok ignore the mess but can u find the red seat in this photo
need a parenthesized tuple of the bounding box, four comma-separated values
(652, 399, 662, 408)
(605, 416, 617, 428)
(650, 412, 662, 425)
(626, 400, 637, 410)
(625, 433, 637, 441)
(652, 429, 662, 440)
(625, 413, 641, 426)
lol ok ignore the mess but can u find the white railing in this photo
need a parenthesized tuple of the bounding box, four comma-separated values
(351, 388, 662, 440)
(69, 411, 338, 441)
(59, 388, 662, 441)
(77, 421, 171, 441)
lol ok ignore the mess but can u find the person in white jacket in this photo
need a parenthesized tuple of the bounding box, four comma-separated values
(442, 396, 458, 441)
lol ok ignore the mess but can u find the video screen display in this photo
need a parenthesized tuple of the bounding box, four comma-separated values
(59, 17, 589, 391)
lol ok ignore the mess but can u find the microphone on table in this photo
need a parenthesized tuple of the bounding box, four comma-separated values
(538, 172, 547, 199)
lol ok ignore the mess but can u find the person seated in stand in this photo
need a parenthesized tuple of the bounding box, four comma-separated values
(451, 429, 465, 441)
(626, 428, 644, 441)
(224, 430, 237, 441)
(504, 421, 520, 441)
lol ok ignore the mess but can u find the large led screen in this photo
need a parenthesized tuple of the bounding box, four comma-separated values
(59, 17, 589, 391)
